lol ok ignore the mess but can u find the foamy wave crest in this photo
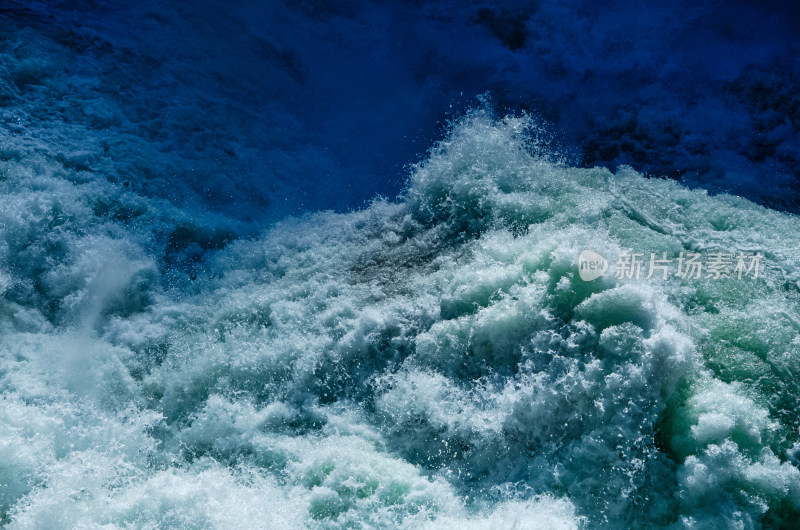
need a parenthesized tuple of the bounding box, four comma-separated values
(2, 109, 800, 528)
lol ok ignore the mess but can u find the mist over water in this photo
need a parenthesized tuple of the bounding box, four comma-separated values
(1, 1, 800, 529)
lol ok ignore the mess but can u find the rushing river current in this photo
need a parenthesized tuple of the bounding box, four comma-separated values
(2, 1, 800, 529)
(3, 109, 800, 528)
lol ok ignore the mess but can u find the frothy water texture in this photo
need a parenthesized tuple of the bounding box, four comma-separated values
(2, 106, 800, 529)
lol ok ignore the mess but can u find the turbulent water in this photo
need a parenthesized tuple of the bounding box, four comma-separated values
(1, 107, 799, 528)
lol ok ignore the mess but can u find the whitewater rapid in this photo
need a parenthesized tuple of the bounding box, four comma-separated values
(2, 110, 800, 528)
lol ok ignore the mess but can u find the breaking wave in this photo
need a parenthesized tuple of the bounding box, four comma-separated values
(2, 109, 800, 528)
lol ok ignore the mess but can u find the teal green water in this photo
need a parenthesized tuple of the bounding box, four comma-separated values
(2, 110, 800, 528)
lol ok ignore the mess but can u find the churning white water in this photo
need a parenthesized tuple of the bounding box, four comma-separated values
(2, 108, 800, 528)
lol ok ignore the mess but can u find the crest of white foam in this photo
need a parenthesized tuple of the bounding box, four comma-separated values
(3, 110, 800, 527)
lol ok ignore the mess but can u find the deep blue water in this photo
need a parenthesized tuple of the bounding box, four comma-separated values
(1, 1, 800, 528)
(4, 0, 799, 221)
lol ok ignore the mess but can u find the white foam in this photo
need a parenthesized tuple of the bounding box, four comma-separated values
(3, 110, 800, 527)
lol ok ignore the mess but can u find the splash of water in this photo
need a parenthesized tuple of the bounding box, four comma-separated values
(2, 109, 800, 528)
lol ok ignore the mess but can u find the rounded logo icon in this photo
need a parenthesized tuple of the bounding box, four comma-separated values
(578, 250, 608, 281)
